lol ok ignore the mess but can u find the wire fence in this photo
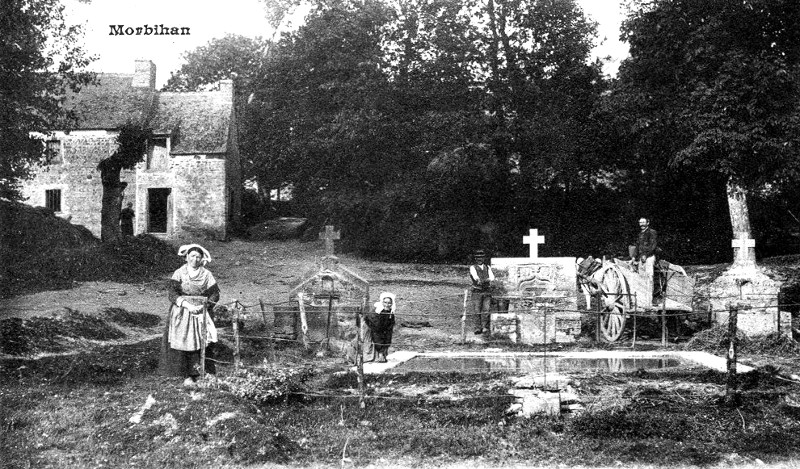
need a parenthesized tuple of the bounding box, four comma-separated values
(4, 285, 797, 410)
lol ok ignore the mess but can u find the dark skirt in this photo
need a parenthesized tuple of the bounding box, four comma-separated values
(366, 313, 395, 354)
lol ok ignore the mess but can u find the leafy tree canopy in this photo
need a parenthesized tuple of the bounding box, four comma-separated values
(610, 0, 800, 191)
(0, 0, 93, 200)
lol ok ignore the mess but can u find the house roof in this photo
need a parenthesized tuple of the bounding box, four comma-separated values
(150, 91, 231, 155)
(69, 74, 155, 129)
(67, 74, 233, 155)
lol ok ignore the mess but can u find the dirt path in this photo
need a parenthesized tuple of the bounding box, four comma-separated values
(0, 239, 473, 351)
(3, 238, 798, 360)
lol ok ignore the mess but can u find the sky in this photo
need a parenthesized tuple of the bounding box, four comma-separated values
(65, 0, 629, 88)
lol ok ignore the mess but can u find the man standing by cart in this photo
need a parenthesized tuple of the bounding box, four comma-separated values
(633, 217, 658, 301)
(469, 249, 495, 336)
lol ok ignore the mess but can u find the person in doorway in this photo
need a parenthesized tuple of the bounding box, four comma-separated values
(365, 292, 396, 363)
(119, 202, 135, 236)
(160, 244, 220, 387)
(469, 250, 495, 336)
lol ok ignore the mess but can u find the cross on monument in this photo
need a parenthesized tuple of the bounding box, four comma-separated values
(731, 231, 756, 266)
(522, 228, 546, 259)
(319, 225, 341, 257)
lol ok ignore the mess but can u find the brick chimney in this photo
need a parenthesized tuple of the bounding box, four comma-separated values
(132, 59, 156, 89)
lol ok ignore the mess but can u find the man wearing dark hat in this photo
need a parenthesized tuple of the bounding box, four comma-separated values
(632, 217, 658, 301)
(469, 250, 495, 336)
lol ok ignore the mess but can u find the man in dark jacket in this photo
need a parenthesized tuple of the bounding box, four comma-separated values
(634, 217, 657, 302)
(635, 217, 658, 265)
(469, 250, 495, 336)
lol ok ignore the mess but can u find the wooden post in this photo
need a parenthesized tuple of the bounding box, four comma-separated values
(200, 302, 207, 379)
(543, 304, 548, 347)
(632, 292, 637, 349)
(259, 298, 276, 364)
(543, 306, 549, 389)
(258, 297, 269, 328)
(661, 295, 668, 347)
(297, 293, 310, 350)
(461, 289, 469, 344)
(726, 304, 739, 405)
(357, 297, 366, 410)
(326, 295, 334, 351)
(232, 301, 241, 371)
(595, 291, 602, 342)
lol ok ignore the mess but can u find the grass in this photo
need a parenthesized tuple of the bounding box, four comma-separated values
(3, 328, 800, 468)
(3, 234, 800, 467)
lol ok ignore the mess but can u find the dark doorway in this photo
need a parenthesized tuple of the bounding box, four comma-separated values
(147, 188, 171, 233)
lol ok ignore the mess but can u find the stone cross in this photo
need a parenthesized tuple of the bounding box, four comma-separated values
(731, 231, 756, 266)
(522, 228, 546, 259)
(319, 225, 340, 257)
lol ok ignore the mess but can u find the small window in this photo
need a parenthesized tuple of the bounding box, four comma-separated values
(45, 189, 62, 212)
(46, 140, 62, 164)
(146, 137, 169, 170)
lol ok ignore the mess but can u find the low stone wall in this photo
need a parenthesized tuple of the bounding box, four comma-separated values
(708, 267, 790, 337)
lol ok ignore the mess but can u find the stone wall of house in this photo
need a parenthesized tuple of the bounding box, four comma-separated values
(135, 154, 228, 239)
(21, 131, 135, 238)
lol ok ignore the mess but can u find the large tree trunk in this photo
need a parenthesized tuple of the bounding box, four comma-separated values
(726, 179, 755, 264)
(99, 166, 126, 243)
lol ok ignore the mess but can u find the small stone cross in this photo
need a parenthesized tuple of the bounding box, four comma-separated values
(731, 232, 756, 266)
(319, 225, 340, 257)
(522, 228, 546, 259)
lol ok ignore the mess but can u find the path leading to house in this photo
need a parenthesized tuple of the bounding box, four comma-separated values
(0, 239, 471, 353)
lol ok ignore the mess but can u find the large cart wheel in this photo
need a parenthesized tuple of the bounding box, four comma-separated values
(596, 264, 629, 342)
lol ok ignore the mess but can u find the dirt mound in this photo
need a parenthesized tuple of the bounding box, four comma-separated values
(0, 308, 126, 356)
(1, 200, 181, 298)
(1, 200, 98, 258)
(101, 307, 160, 328)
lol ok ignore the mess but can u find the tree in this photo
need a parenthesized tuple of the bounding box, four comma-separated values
(609, 0, 800, 258)
(0, 0, 93, 200)
(164, 34, 274, 198)
(97, 123, 151, 243)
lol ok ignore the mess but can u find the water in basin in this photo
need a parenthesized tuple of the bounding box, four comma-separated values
(390, 355, 685, 374)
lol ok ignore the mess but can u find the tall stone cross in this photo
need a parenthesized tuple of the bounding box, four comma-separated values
(522, 228, 546, 259)
(319, 225, 341, 257)
(731, 231, 756, 267)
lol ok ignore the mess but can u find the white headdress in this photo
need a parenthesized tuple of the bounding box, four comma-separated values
(374, 292, 396, 314)
(177, 244, 212, 265)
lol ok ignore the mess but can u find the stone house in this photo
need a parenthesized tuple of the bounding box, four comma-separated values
(21, 59, 241, 240)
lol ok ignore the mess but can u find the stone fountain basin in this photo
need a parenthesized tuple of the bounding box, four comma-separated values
(363, 350, 754, 375)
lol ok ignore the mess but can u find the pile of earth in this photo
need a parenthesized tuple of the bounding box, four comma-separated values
(0, 307, 161, 356)
(1, 200, 181, 298)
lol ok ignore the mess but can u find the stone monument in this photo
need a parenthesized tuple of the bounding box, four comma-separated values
(276, 226, 370, 352)
(490, 229, 581, 344)
(708, 231, 790, 337)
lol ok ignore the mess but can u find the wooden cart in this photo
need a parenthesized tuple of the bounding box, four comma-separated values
(577, 257, 695, 342)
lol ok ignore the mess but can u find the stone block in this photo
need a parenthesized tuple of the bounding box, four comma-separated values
(491, 256, 581, 344)
(490, 313, 518, 343)
(709, 268, 786, 337)
(510, 390, 560, 417)
(511, 374, 568, 390)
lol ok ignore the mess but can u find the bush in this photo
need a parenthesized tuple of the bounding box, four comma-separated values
(221, 361, 313, 405)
